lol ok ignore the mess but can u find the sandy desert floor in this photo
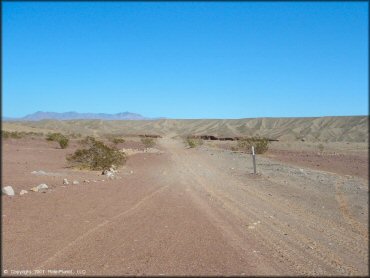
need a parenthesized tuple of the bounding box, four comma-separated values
(2, 136, 368, 276)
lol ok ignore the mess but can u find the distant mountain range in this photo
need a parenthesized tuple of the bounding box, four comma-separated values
(3, 111, 163, 121)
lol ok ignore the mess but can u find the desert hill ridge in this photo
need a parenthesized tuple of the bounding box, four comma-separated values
(2, 115, 368, 142)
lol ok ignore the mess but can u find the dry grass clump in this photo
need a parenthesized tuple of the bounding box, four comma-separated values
(46, 132, 69, 149)
(141, 137, 156, 148)
(186, 138, 204, 148)
(111, 137, 125, 144)
(67, 136, 126, 170)
(236, 136, 269, 154)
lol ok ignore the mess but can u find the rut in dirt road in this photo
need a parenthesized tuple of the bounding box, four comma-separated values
(159, 137, 368, 276)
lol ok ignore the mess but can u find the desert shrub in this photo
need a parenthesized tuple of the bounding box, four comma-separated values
(58, 137, 69, 149)
(186, 138, 204, 148)
(237, 136, 269, 154)
(67, 136, 126, 170)
(69, 133, 82, 139)
(46, 132, 63, 141)
(111, 137, 125, 144)
(318, 143, 324, 153)
(2, 131, 10, 139)
(141, 137, 156, 148)
(46, 132, 69, 149)
(2, 131, 24, 139)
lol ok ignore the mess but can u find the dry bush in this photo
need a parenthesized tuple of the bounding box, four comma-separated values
(236, 136, 269, 154)
(141, 137, 156, 148)
(67, 136, 126, 170)
(318, 143, 324, 153)
(2, 131, 44, 139)
(111, 137, 125, 144)
(186, 138, 204, 148)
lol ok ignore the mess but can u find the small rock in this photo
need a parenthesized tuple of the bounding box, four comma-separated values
(20, 190, 28, 195)
(83, 180, 90, 183)
(103, 170, 115, 179)
(72, 180, 79, 185)
(31, 184, 48, 192)
(63, 178, 69, 185)
(31, 170, 47, 175)
(109, 167, 118, 173)
(130, 170, 134, 174)
(2, 186, 15, 196)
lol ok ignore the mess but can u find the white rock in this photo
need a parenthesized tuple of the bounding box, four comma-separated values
(38, 184, 48, 189)
(63, 178, 69, 185)
(83, 180, 90, 183)
(109, 167, 117, 173)
(20, 190, 28, 195)
(2, 186, 15, 196)
(72, 180, 79, 185)
(130, 170, 134, 174)
(30, 184, 48, 192)
(31, 170, 47, 175)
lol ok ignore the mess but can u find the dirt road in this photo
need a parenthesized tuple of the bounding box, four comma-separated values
(2, 137, 368, 276)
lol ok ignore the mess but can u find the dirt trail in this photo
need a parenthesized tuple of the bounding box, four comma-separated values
(158, 137, 368, 276)
(2, 137, 368, 276)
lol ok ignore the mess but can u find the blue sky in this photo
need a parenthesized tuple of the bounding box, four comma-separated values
(3, 2, 368, 119)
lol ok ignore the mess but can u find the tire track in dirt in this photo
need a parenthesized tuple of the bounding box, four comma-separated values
(163, 139, 310, 275)
(168, 149, 283, 275)
(335, 180, 368, 240)
(201, 153, 367, 275)
(35, 185, 169, 269)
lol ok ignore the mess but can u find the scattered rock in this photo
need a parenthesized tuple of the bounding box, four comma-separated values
(30, 184, 49, 192)
(72, 180, 79, 185)
(31, 170, 62, 176)
(83, 180, 90, 183)
(2, 186, 15, 196)
(102, 170, 115, 179)
(130, 170, 134, 174)
(31, 170, 47, 175)
(109, 166, 118, 173)
(63, 178, 69, 185)
(20, 190, 28, 195)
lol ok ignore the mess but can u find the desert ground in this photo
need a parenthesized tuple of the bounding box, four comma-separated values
(2, 117, 368, 276)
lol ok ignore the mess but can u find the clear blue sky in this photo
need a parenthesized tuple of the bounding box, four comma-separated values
(3, 2, 368, 119)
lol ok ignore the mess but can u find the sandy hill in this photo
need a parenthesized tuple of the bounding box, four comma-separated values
(2, 116, 368, 142)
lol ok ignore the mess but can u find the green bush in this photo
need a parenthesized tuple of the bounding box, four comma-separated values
(2, 131, 23, 139)
(46, 132, 63, 141)
(141, 137, 156, 148)
(186, 138, 204, 148)
(237, 136, 269, 154)
(67, 136, 126, 170)
(58, 137, 69, 149)
(46, 132, 69, 149)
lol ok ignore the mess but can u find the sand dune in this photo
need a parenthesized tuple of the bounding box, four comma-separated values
(2, 116, 368, 142)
